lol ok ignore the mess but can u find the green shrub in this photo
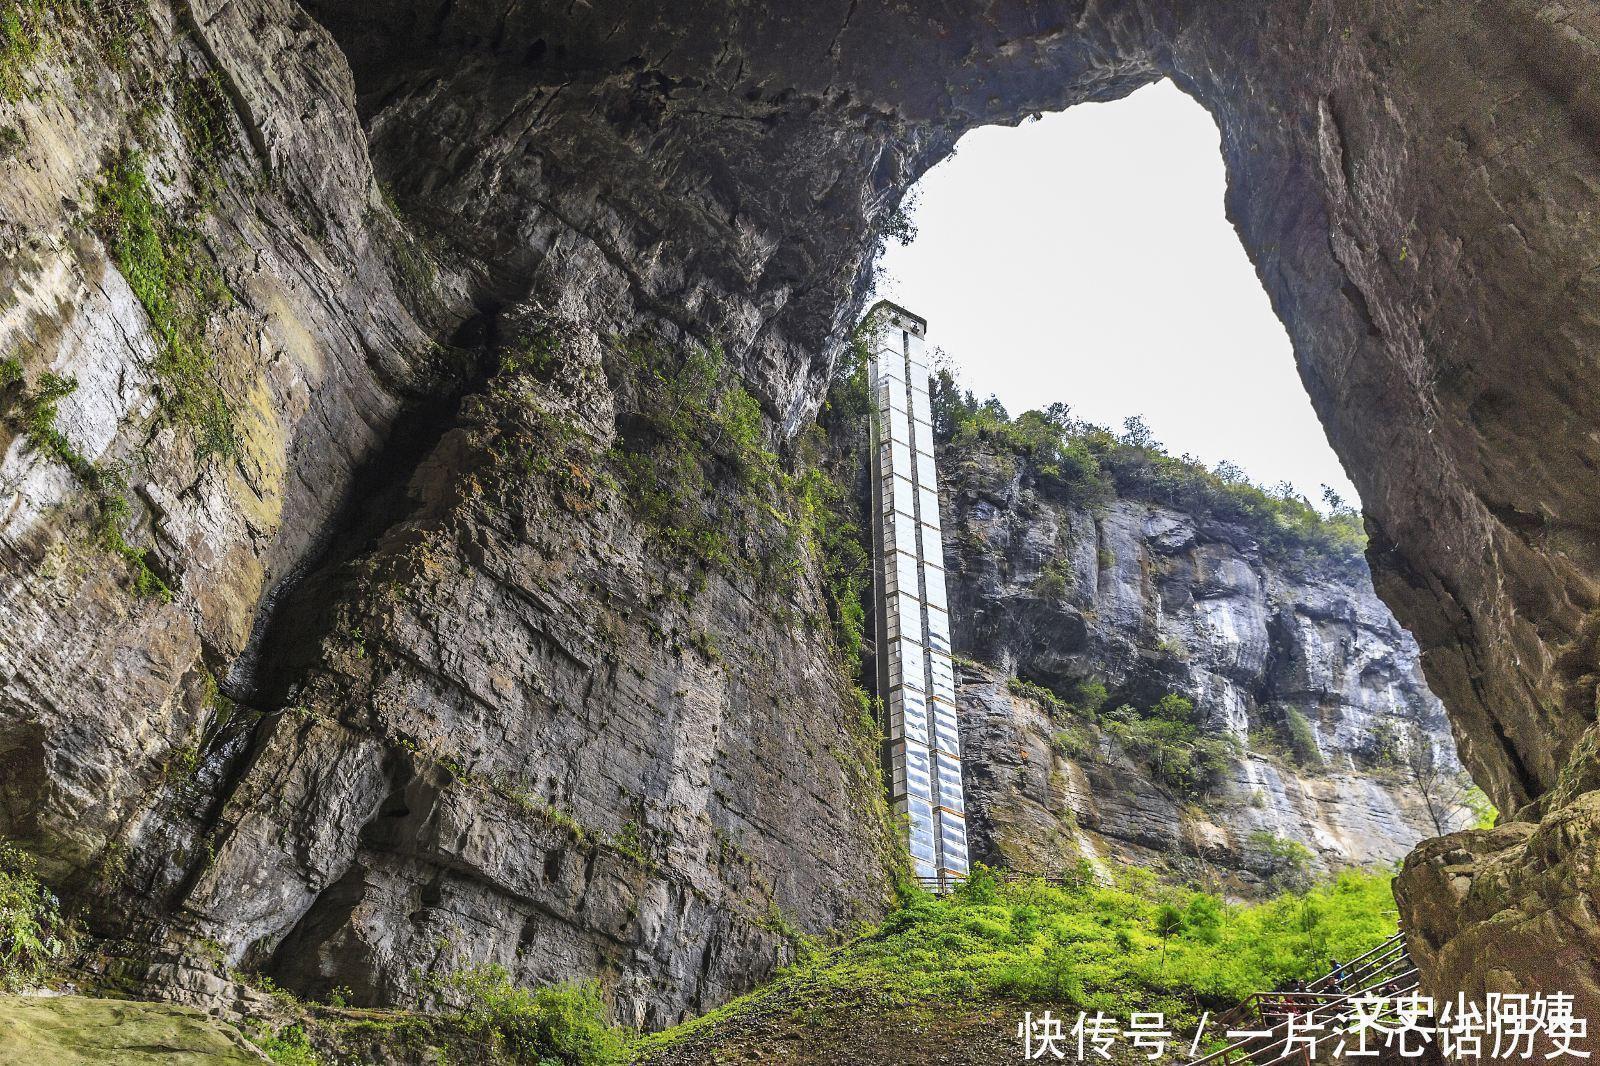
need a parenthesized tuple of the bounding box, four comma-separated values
(1089, 423, 1366, 566)
(1007, 675, 1070, 719)
(940, 397, 1112, 507)
(1102, 695, 1238, 797)
(1052, 726, 1093, 760)
(1072, 680, 1109, 716)
(1284, 708, 1323, 768)
(1362, 721, 1404, 769)
(255, 1024, 322, 1066)
(1247, 831, 1316, 894)
(445, 966, 623, 1066)
(1183, 894, 1222, 946)
(1464, 786, 1498, 830)
(0, 841, 68, 990)
(826, 324, 875, 422)
(1032, 558, 1074, 601)
(931, 387, 1366, 566)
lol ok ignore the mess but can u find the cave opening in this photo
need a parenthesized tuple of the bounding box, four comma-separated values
(875, 79, 1357, 511)
(866, 79, 1486, 881)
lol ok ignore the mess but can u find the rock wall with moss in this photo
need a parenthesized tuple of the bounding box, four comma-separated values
(0, 0, 897, 1029)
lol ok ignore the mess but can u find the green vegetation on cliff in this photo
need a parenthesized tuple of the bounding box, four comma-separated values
(236, 964, 623, 1066)
(0, 842, 70, 991)
(440, 967, 624, 1066)
(607, 331, 874, 682)
(932, 375, 1366, 566)
(0, 364, 170, 597)
(1011, 679, 1238, 798)
(0, 0, 49, 99)
(94, 152, 236, 459)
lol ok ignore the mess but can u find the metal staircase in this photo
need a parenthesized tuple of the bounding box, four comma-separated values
(1186, 932, 1418, 1065)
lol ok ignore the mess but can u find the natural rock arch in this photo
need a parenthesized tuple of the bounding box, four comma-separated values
(1, 0, 1595, 1023)
(302, 0, 1600, 1006)
(311, 0, 1600, 814)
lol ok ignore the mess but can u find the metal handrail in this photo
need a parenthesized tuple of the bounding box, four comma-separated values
(1213, 936, 1409, 1030)
(1308, 934, 1408, 992)
(1186, 933, 1417, 1066)
(1189, 971, 1422, 1066)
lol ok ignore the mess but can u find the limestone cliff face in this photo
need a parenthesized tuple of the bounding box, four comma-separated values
(942, 442, 1468, 893)
(0, 0, 893, 1028)
(0, 0, 1598, 1029)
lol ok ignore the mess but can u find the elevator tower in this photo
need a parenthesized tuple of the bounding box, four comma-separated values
(864, 301, 970, 889)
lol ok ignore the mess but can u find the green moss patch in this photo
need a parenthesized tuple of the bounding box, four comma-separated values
(0, 366, 170, 597)
(0, 995, 265, 1065)
(94, 152, 235, 459)
(0, 0, 48, 100)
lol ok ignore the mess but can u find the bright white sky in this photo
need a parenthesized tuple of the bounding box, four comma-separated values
(873, 80, 1359, 506)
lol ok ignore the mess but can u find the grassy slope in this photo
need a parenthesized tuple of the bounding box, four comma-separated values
(631, 869, 1399, 1065)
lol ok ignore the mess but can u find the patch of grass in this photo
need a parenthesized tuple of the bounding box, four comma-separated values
(608, 820, 653, 870)
(175, 70, 235, 191)
(94, 151, 235, 459)
(1005, 675, 1106, 722)
(0, 0, 48, 100)
(0, 841, 70, 990)
(441, 965, 624, 1065)
(1008, 675, 1071, 719)
(637, 867, 1399, 1054)
(0, 1, 147, 101)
